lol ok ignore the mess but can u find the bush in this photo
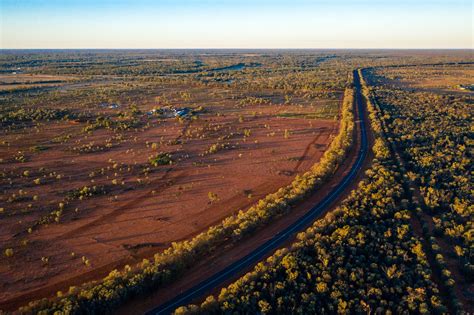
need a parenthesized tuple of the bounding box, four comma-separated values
(149, 152, 173, 166)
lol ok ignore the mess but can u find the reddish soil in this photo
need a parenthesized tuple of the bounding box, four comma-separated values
(0, 85, 340, 310)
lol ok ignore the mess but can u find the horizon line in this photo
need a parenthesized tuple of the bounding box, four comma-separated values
(1, 47, 473, 51)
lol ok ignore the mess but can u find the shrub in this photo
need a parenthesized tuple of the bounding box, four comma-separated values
(149, 152, 173, 166)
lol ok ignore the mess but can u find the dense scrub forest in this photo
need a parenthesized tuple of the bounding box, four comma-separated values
(369, 71, 472, 271)
(365, 65, 473, 311)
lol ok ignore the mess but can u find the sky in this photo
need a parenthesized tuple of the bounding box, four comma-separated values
(0, 0, 472, 49)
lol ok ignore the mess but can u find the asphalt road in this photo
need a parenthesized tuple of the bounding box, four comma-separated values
(147, 70, 369, 315)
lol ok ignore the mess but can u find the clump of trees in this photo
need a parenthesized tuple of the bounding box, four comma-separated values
(67, 185, 107, 200)
(204, 142, 231, 155)
(238, 96, 271, 107)
(0, 107, 72, 126)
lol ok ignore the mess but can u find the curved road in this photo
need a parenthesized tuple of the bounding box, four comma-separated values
(147, 70, 368, 315)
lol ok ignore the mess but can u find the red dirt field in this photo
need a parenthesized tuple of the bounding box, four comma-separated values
(0, 89, 339, 309)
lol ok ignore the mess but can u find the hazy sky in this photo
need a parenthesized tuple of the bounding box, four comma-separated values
(1, 0, 472, 49)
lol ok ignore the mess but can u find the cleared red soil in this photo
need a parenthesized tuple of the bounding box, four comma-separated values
(0, 85, 340, 310)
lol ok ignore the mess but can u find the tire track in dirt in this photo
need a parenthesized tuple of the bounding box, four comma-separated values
(143, 127, 338, 245)
(291, 130, 324, 173)
(57, 121, 193, 241)
(184, 125, 338, 224)
(292, 124, 338, 174)
(58, 168, 185, 240)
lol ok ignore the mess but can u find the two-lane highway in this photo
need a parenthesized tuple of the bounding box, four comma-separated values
(147, 70, 369, 314)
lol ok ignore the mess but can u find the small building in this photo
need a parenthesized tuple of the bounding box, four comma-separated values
(173, 107, 191, 117)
